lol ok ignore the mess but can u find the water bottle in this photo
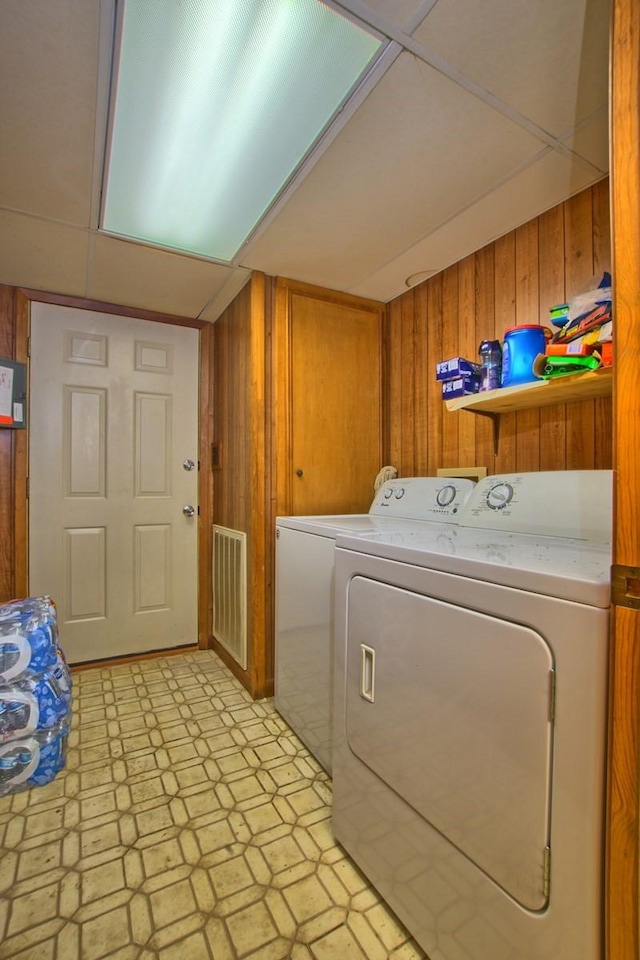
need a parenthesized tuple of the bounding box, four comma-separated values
(478, 340, 502, 391)
(0, 674, 70, 743)
(0, 721, 70, 796)
(0, 597, 59, 681)
(51, 648, 72, 706)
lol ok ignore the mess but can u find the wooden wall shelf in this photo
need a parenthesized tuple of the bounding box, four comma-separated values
(444, 366, 613, 452)
(444, 366, 612, 415)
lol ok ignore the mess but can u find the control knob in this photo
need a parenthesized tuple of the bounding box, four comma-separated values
(486, 482, 514, 510)
(436, 484, 457, 507)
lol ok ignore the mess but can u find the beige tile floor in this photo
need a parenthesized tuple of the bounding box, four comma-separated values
(0, 650, 427, 960)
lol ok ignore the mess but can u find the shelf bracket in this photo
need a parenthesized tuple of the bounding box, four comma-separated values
(471, 410, 500, 456)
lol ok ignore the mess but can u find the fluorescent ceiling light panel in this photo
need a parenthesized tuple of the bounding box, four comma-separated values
(102, 0, 383, 261)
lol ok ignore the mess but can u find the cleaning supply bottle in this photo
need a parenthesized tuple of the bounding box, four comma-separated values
(501, 325, 548, 387)
(478, 340, 502, 391)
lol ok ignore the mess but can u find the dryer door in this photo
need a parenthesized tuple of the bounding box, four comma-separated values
(345, 576, 554, 911)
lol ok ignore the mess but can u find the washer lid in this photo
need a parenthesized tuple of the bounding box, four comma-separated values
(276, 477, 476, 534)
(275, 514, 461, 539)
(336, 525, 611, 607)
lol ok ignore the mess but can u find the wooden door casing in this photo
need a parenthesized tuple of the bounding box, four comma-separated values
(0, 287, 212, 651)
(608, 0, 640, 955)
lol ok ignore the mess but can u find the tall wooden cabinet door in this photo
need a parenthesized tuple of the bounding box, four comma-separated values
(276, 282, 384, 516)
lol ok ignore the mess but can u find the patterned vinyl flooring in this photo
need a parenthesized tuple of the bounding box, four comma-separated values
(0, 650, 426, 960)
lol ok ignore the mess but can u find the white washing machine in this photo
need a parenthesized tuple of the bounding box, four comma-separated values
(275, 477, 476, 773)
(332, 470, 612, 960)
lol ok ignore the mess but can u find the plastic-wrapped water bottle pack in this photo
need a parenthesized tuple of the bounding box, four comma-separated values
(0, 597, 71, 796)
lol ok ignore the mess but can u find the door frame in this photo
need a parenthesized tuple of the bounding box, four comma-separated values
(15, 287, 214, 656)
(607, 0, 640, 955)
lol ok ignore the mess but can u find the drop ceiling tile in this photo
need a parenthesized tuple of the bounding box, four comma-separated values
(348, 152, 604, 302)
(0, 211, 89, 296)
(89, 235, 241, 319)
(343, 0, 434, 33)
(563, 109, 609, 174)
(413, 0, 610, 137)
(243, 52, 546, 292)
(0, 0, 101, 226)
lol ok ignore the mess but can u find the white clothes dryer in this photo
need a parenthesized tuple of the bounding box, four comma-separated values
(332, 470, 612, 960)
(275, 477, 475, 772)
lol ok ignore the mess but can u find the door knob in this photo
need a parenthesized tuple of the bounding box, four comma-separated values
(296, 469, 304, 478)
(182, 504, 195, 517)
(183, 459, 196, 471)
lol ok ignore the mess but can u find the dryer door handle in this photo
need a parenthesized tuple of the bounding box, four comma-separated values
(360, 644, 376, 703)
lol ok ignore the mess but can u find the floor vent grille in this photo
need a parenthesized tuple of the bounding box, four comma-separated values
(212, 525, 247, 670)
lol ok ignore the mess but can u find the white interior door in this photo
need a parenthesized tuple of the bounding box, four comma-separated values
(29, 303, 199, 664)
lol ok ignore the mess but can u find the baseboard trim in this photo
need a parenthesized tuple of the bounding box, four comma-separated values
(70, 644, 200, 672)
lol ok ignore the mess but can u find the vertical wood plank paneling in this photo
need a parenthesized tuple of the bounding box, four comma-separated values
(249, 272, 267, 697)
(474, 245, 496, 472)
(413, 282, 430, 475)
(264, 276, 276, 689)
(0, 286, 26, 601)
(386, 182, 611, 481)
(457, 256, 476, 466)
(592, 178, 613, 470)
(13, 294, 28, 598)
(538, 205, 567, 470)
(494, 234, 517, 472)
(388, 296, 404, 471)
(212, 279, 255, 691)
(514, 220, 541, 471)
(198, 321, 214, 649)
(441, 266, 460, 467)
(565, 190, 596, 469)
(400, 290, 416, 475)
(0, 286, 16, 601)
(426, 276, 444, 476)
(273, 280, 292, 519)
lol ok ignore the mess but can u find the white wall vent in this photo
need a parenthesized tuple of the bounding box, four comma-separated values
(212, 525, 247, 670)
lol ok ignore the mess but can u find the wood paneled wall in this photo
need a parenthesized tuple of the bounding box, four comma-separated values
(212, 273, 272, 697)
(387, 179, 612, 477)
(0, 286, 28, 602)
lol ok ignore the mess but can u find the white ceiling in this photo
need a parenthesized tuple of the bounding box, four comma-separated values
(0, 0, 610, 320)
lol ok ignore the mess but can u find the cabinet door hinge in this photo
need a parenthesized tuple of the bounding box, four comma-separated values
(549, 669, 556, 722)
(26, 476, 29, 499)
(27, 337, 31, 358)
(611, 564, 640, 610)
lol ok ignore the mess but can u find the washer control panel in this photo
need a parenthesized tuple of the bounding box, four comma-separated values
(370, 477, 475, 522)
(459, 471, 613, 541)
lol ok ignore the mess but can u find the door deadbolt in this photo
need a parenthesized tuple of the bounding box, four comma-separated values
(182, 504, 195, 517)
(183, 459, 196, 471)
